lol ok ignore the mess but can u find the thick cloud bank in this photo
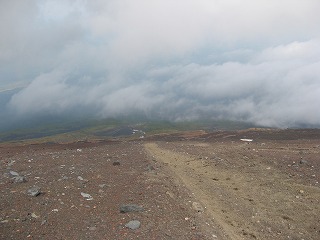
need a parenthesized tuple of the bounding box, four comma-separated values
(2, 0, 320, 128)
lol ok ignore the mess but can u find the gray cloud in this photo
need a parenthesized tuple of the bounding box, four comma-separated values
(2, 0, 320, 128)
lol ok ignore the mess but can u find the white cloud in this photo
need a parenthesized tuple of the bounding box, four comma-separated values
(2, 0, 320, 128)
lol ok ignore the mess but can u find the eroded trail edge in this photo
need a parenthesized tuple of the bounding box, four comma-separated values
(144, 142, 320, 240)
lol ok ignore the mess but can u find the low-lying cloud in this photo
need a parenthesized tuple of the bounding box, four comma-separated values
(2, 0, 320, 128)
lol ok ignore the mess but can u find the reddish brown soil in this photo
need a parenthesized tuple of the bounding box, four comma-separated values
(1, 129, 320, 239)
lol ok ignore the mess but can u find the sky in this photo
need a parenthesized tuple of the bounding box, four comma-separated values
(1, 0, 320, 129)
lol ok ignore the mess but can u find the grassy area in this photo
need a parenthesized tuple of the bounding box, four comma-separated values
(138, 119, 255, 134)
(0, 118, 256, 143)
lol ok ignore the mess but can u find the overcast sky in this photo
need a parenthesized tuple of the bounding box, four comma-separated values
(1, 0, 320, 128)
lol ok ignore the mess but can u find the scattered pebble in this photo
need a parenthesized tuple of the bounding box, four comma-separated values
(147, 165, 155, 171)
(77, 176, 84, 181)
(31, 213, 39, 219)
(7, 160, 15, 167)
(81, 192, 93, 200)
(9, 171, 19, 176)
(12, 176, 27, 183)
(120, 204, 144, 213)
(27, 186, 41, 197)
(192, 202, 204, 213)
(240, 139, 253, 142)
(300, 160, 308, 164)
(166, 191, 175, 199)
(125, 220, 141, 230)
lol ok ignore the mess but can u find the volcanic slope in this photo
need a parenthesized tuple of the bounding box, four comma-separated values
(145, 130, 320, 240)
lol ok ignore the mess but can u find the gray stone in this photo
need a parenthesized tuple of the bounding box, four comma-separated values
(13, 176, 27, 183)
(27, 186, 41, 197)
(192, 202, 204, 213)
(8, 160, 15, 167)
(31, 213, 39, 218)
(300, 160, 308, 164)
(81, 192, 93, 200)
(120, 204, 144, 213)
(9, 171, 19, 176)
(113, 161, 120, 166)
(125, 220, 141, 230)
(147, 165, 155, 171)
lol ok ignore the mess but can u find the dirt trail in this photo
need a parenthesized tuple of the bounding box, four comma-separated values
(144, 141, 320, 240)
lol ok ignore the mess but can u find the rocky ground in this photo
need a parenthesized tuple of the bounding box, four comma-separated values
(1, 128, 320, 239)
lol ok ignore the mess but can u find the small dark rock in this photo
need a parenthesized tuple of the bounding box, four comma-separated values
(120, 204, 144, 213)
(113, 161, 120, 166)
(300, 160, 308, 164)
